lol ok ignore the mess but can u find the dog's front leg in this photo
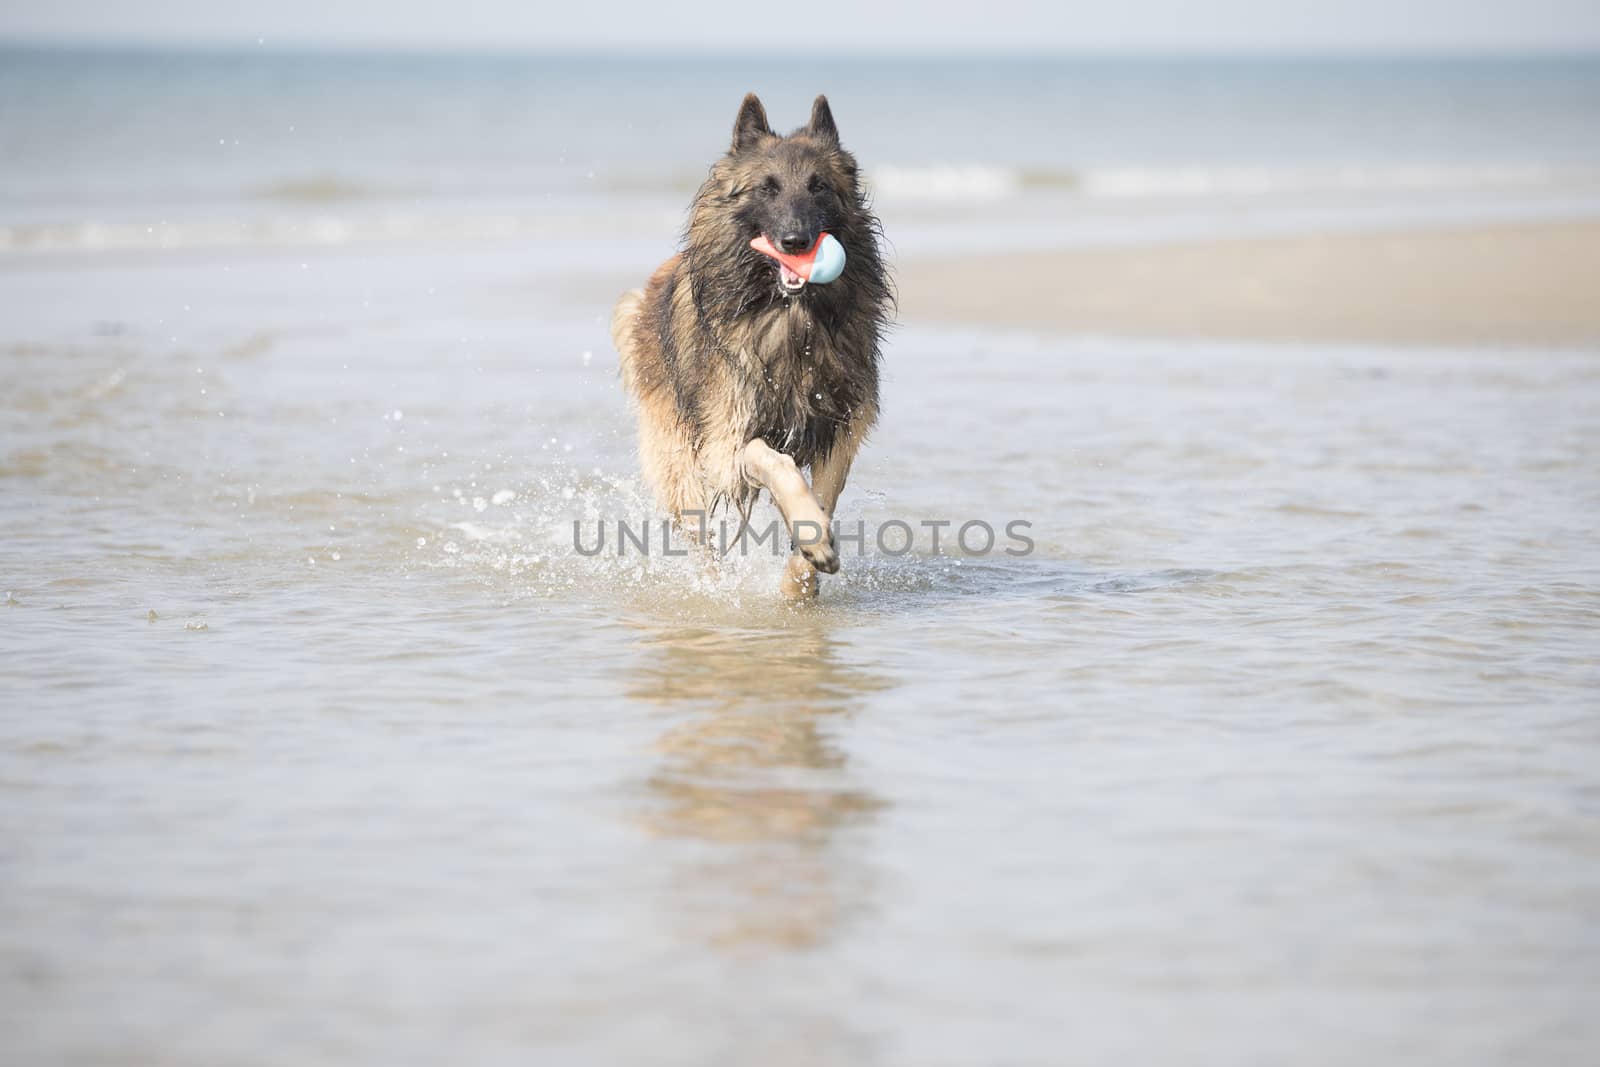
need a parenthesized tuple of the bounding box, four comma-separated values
(809, 408, 874, 521)
(738, 439, 838, 595)
(778, 410, 875, 596)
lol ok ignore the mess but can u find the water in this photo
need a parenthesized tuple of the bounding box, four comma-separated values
(3, 47, 1600, 1065)
(5, 47, 1600, 251)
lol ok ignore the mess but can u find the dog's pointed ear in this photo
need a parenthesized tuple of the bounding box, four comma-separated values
(732, 93, 773, 153)
(807, 94, 839, 147)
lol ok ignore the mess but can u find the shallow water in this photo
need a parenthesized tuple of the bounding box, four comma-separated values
(4, 229, 1599, 1064)
(5, 48, 1600, 1066)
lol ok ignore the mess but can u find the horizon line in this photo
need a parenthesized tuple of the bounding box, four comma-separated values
(4, 36, 1600, 63)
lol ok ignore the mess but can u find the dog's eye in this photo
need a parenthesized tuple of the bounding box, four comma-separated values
(761, 177, 780, 197)
(807, 175, 826, 194)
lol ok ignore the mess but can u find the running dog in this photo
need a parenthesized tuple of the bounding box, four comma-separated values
(610, 93, 891, 598)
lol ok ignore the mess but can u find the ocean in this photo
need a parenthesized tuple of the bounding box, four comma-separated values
(5, 47, 1600, 253)
(2, 46, 1599, 1066)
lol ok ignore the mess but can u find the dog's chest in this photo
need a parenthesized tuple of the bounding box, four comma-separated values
(737, 307, 858, 460)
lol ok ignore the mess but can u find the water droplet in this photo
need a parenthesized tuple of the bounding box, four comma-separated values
(185, 620, 208, 631)
(491, 489, 516, 506)
(416, 537, 427, 548)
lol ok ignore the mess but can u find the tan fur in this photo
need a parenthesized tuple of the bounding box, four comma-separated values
(610, 94, 889, 598)
(611, 272, 877, 591)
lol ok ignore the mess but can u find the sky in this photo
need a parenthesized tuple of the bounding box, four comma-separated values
(3, 0, 1600, 54)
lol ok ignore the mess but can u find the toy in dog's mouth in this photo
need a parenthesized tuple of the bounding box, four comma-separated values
(751, 232, 846, 292)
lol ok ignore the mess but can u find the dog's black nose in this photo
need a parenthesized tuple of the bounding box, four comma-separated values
(778, 231, 814, 254)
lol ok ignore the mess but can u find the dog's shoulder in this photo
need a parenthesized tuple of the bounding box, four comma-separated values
(645, 253, 683, 297)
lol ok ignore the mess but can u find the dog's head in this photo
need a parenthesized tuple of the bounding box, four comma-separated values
(688, 93, 878, 306)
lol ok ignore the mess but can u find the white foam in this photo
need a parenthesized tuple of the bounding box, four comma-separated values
(866, 162, 1600, 204)
(870, 166, 1022, 201)
(1078, 164, 1590, 199)
(5, 164, 1596, 256)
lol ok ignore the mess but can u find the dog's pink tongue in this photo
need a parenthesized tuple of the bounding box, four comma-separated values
(750, 234, 816, 279)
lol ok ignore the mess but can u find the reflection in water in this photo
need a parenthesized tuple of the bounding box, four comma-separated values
(626, 616, 890, 950)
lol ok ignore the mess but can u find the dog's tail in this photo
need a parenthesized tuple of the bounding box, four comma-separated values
(610, 288, 645, 393)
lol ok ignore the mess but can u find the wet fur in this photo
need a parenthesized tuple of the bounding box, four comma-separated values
(611, 93, 891, 594)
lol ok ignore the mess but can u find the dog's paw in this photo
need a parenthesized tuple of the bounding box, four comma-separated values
(799, 530, 839, 575)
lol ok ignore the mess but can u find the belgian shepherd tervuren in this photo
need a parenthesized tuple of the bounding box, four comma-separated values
(610, 93, 891, 598)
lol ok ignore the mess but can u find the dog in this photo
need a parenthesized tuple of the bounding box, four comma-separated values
(610, 93, 891, 598)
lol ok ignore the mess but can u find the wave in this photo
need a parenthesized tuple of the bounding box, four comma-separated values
(591, 162, 1600, 203)
(0, 213, 580, 254)
(1078, 164, 1600, 198)
(867, 163, 1600, 201)
(869, 166, 1033, 200)
(5, 163, 1598, 254)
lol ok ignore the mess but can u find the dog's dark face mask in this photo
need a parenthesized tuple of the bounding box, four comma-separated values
(728, 96, 846, 289)
(678, 92, 870, 313)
